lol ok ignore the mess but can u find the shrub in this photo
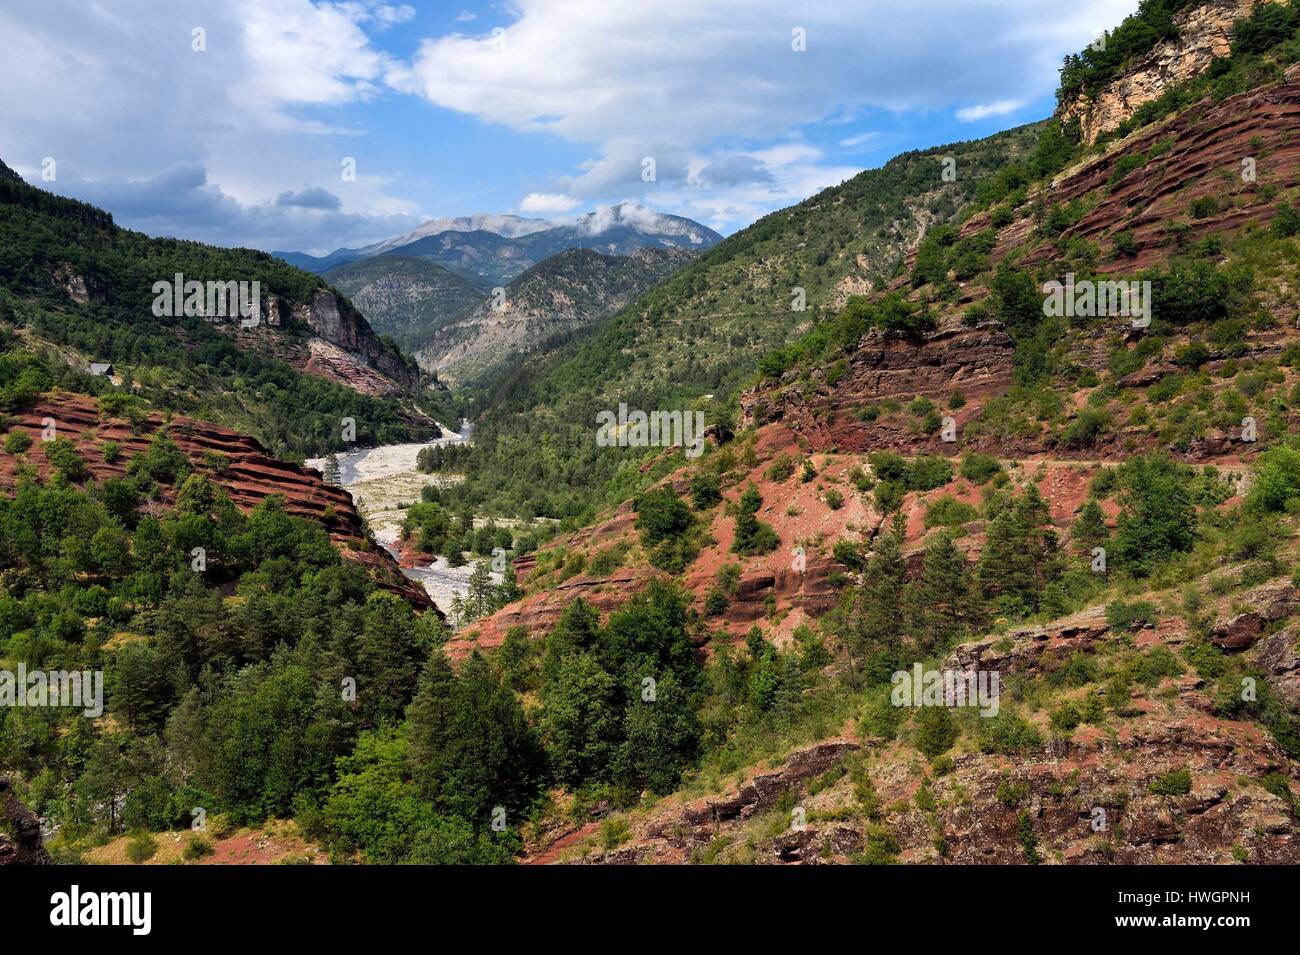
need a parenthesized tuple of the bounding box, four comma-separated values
(1112, 230, 1138, 258)
(1105, 600, 1157, 631)
(1272, 202, 1300, 238)
(959, 452, 1001, 485)
(182, 834, 215, 861)
(764, 454, 796, 482)
(914, 707, 958, 759)
(977, 709, 1042, 755)
(689, 472, 722, 510)
(43, 437, 87, 480)
(634, 487, 692, 545)
(732, 484, 779, 556)
(924, 495, 977, 528)
(126, 831, 159, 864)
(909, 456, 953, 491)
(1148, 768, 1192, 797)
(3, 430, 32, 455)
(1060, 407, 1110, 449)
(996, 778, 1029, 808)
(824, 488, 844, 510)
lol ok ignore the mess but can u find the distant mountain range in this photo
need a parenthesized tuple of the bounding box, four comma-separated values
(277, 201, 722, 287)
(412, 245, 697, 386)
(321, 255, 488, 352)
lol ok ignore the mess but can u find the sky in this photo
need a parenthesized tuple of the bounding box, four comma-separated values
(0, 0, 1140, 254)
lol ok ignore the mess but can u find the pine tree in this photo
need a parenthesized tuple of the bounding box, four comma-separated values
(979, 485, 1062, 616)
(912, 531, 984, 653)
(845, 517, 907, 680)
(1073, 498, 1109, 552)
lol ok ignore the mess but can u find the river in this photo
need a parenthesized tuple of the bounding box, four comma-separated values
(304, 424, 501, 618)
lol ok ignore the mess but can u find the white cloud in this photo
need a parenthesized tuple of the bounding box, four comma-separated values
(0, 0, 1144, 247)
(519, 191, 581, 214)
(232, 0, 396, 117)
(956, 98, 1028, 122)
(0, 0, 420, 249)
(839, 132, 879, 148)
(33, 162, 422, 254)
(396, 0, 1138, 224)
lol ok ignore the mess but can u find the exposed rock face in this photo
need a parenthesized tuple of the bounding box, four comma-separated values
(0, 393, 434, 611)
(293, 289, 421, 393)
(1025, 61, 1300, 273)
(1252, 626, 1300, 708)
(1059, 0, 1273, 144)
(740, 321, 1016, 441)
(1208, 581, 1298, 650)
(945, 607, 1116, 674)
(0, 777, 49, 865)
(536, 740, 860, 865)
(447, 429, 871, 658)
(744, 62, 1300, 462)
(304, 339, 408, 398)
(416, 246, 694, 386)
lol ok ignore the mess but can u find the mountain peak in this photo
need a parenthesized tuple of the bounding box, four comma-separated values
(363, 213, 554, 255)
(568, 201, 720, 245)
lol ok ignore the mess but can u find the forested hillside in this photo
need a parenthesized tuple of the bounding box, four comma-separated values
(323, 254, 488, 351)
(444, 123, 1045, 522)
(0, 160, 434, 458)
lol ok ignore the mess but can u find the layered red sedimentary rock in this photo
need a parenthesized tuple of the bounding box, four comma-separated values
(0, 392, 434, 611)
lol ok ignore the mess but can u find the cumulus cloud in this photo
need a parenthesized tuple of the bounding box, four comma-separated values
(0, 0, 1143, 247)
(0, 0, 420, 250)
(394, 0, 1135, 221)
(276, 187, 343, 210)
(42, 163, 420, 253)
(396, 1, 1138, 140)
(519, 192, 581, 215)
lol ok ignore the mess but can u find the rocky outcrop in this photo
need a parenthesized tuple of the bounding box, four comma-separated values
(1208, 581, 1298, 650)
(1252, 626, 1300, 708)
(548, 594, 1300, 865)
(745, 61, 1300, 462)
(945, 608, 1116, 675)
(741, 320, 1015, 441)
(1059, 0, 1274, 144)
(0, 777, 49, 865)
(0, 393, 434, 611)
(1025, 62, 1300, 274)
(537, 740, 860, 865)
(293, 289, 421, 393)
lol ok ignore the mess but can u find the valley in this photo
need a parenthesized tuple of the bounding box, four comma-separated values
(6, 0, 1300, 880)
(304, 432, 508, 618)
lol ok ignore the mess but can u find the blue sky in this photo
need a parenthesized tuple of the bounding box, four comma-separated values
(0, 0, 1139, 253)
